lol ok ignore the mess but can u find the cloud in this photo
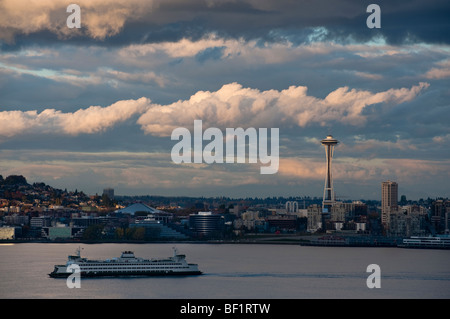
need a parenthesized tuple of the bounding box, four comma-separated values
(122, 36, 232, 59)
(118, 35, 330, 64)
(102, 69, 167, 87)
(278, 158, 325, 180)
(344, 137, 418, 152)
(278, 156, 450, 184)
(424, 59, 450, 80)
(137, 82, 430, 136)
(353, 71, 383, 80)
(0, 0, 156, 41)
(0, 81, 431, 142)
(0, 33, 443, 109)
(0, 97, 150, 137)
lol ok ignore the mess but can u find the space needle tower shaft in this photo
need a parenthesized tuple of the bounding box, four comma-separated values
(321, 135, 339, 212)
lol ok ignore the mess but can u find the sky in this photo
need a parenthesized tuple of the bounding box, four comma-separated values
(0, 0, 449, 200)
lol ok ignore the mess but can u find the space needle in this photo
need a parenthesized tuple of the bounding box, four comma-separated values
(321, 135, 339, 228)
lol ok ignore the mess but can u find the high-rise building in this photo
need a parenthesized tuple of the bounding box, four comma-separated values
(307, 204, 322, 233)
(381, 180, 398, 226)
(431, 200, 450, 233)
(102, 188, 114, 199)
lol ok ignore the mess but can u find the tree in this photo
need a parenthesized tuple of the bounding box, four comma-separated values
(82, 224, 104, 240)
(3, 175, 27, 185)
(115, 227, 124, 240)
(400, 195, 407, 205)
(101, 194, 116, 208)
(132, 227, 146, 241)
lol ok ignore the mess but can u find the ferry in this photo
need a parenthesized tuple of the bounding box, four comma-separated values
(399, 236, 450, 249)
(49, 247, 203, 277)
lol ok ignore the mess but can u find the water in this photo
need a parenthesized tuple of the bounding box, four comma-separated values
(0, 243, 449, 299)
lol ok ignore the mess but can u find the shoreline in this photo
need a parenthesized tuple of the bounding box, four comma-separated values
(1, 237, 449, 250)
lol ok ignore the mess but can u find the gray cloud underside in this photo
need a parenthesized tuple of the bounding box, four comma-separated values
(1, 0, 449, 50)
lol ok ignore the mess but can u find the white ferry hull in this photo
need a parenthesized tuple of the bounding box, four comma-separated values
(49, 248, 203, 278)
(399, 236, 450, 249)
(49, 267, 202, 278)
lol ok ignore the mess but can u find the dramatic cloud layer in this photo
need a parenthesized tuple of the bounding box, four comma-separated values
(0, 82, 429, 139)
(0, 1, 448, 198)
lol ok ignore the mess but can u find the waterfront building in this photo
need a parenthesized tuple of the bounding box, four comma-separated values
(285, 201, 299, 213)
(342, 201, 368, 219)
(234, 211, 266, 232)
(229, 204, 243, 216)
(71, 216, 104, 228)
(3, 214, 29, 225)
(189, 211, 224, 237)
(0, 226, 15, 239)
(266, 215, 297, 232)
(129, 218, 188, 240)
(115, 203, 172, 223)
(431, 200, 450, 233)
(48, 226, 73, 240)
(307, 204, 322, 233)
(388, 207, 427, 237)
(30, 216, 52, 228)
(356, 223, 366, 232)
(330, 202, 346, 222)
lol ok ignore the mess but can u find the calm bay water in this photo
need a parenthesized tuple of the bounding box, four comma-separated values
(0, 243, 449, 299)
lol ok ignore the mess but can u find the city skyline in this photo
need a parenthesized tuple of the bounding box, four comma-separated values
(0, 1, 449, 200)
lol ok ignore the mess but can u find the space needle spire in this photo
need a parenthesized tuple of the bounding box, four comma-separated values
(321, 135, 339, 219)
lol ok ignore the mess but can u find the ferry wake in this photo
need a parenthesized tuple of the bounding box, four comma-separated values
(49, 247, 203, 278)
